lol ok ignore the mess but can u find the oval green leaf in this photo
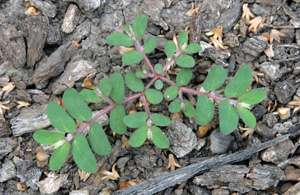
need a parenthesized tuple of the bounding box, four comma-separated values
(145, 89, 163, 104)
(133, 14, 148, 40)
(80, 89, 102, 103)
(154, 63, 163, 74)
(219, 100, 239, 135)
(47, 101, 77, 133)
(72, 134, 98, 173)
(122, 50, 144, 65)
(106, 33, 134, 46)
(225, 65, 252, 98)
(110, 73, 125, 104)
(136, 70, 148, 79)
(49, 141, 70, 171)
(150, 113, 171, 127)
(125, 72, 144, 92)
(144, 37, 157, 53)
(151, 126, 169, 148)
(196, 95, 214, 125)
(176, 68, 192, 86)
(89, 122, 111, 155)
(237, 105, 256, 128)
(164, 85, 178, 101)
(183, 43, 202, 53)
(33, 130, 65, 145)
(123, 112, 148, 128)
(203, 65, 227, 91)
(155, 80, 163, 90)
(63, 88, 92, 122)
(169, 98, 182, 113)
(110, 104, 127, 134)
(238, 89, 266, 104)
(183, 100, 196, 117)
(99, 78, 112, 98)
(175, 55, 195, 68)
(178, 30, 188, 49)
(165, 41, 177, 57)
(129, 125, 148, 147)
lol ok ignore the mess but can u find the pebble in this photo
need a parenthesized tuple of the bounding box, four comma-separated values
(167, 119, 197, 158)
(0, 137, 17, 156)
(258, 62, 281, 81)
(274, 81, 296, 104)
(255, 121, 275, 138)
(37, 172, 68, 194)
(210, 129, 233, 154)
(0, 159, 16, 182)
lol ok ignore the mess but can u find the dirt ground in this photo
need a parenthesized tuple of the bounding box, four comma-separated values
(1, 0, 300, 194)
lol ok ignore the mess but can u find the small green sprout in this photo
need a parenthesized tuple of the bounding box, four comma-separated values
(33, 14, 266, 173)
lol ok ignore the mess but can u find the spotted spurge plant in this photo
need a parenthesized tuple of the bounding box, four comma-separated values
(33, 14, 266, 173)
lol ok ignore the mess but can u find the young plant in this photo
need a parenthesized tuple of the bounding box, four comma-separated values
(33, 14, 266, 173)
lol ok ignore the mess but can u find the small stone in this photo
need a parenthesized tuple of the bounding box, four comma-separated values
(274, 81, 296, 104)
(255, 121, 275, 138)
(0, 159, 16, 182)
(0, 137, 17, 156)
(258, 62, 281, 81)
(210, 129, 233, 154)
(262, 113, 278, 128)
(37, 172, 68, 194)
(116, 156, 130, 171)
(61, 4, 81, 34)
(261, 139, 295, 164)
(223, 33, 239, 48)
(167, 119, 197, 158)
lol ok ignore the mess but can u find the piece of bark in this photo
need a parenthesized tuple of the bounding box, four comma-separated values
(283, 181, 300, 195)
(114, 135, 289, 195)
(33, 41, 78, 84)
(27, 27, 47, 69)
(284, 166, 300, 181)
(189, 12, 202, 44)
(0, 25, 26, 68)
(61, 4, 81, 34)
(63, 0, 105, 12)
(29, 0, 57, 18)
(282, 2, 300, 22)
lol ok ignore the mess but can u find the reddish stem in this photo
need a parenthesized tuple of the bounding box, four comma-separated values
(142, 94, 151, 117)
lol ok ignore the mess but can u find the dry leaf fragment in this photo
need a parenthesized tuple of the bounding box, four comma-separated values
(25, 3, 40, 16)
(78, 169, 91, 182)
(241, 4, 255, 25)
(72, 40, 81, 48)
(166, 153, 182, 172)
(248, 16, 265, 34)
(14, 100, 31, 109)
(82, 77, 93, 89)
(206, 26, 223, 43)
(2, 82, 15, 94)
(185, 2, 201, 17)
(0, 101, 10, 115)
(121, 135, 130, 150)
(277, 107, 290, 120)
(17, 182, 27, 191)
(209, 36, 228, 50)
(264, 44, 274, 58)
(101, 163, 120, 180)
(196, 123, 212, 138)
(173, 34, 179, 51)
(262, 32, 270, 42)
(118, 179, 142, 190)
(239, 126, 255, 138)
(270, 29, 285, 44)
(288, 96, 300, 113)
(118, 46, 134, 55)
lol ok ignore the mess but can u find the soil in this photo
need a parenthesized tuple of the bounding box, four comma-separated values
(1, 0, 300, 194)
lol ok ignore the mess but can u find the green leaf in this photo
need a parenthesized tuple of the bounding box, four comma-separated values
(154, 64, 163, 74)
(155, 80, 163, 90)
(169, 98, 181, 113)
(237, 105, 256, 128)
(150, 113, 171, 126)
(72, 134, 98, 173)
(183, 100, 196, 117)
(219, 100, 238, 135)
(203, 65, 227, 91)
(106, 33, 134, 46)
(151, 126, 169, 148)
(47, 101, 76, 133)
(124, 22, 131, 33)
(175, 55, 195, 68)
(178, 30, 188, 49)
(165, 41, 177, 57)
(225, 65, 252, 98)
(176, 68, 192, 86)
(99, 78, 112, 98)
(133, 14, 148, 40)
(144, 37, 157, 53)
(183, 43, 202, 53)
(80, 89, 102, 103)
(110, 73, 125, 104)
(196, 95, 214, 125)
(49, 141, 70, 171)
(136, 70, 148, 79)
(110, 104, 127, 134)
(129, 125, 148, 147)
(63, 88, 92, 121)
(33, 130, 65, 145)
(123, 112, 148, 128)
(122, 50, 144, 65)
(125, 72, 144, 92)
(164, 85, 178, 101)
(89, 122, 111, 155)
(145, 89, 163, 104)
(238, 89, 266, 104)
